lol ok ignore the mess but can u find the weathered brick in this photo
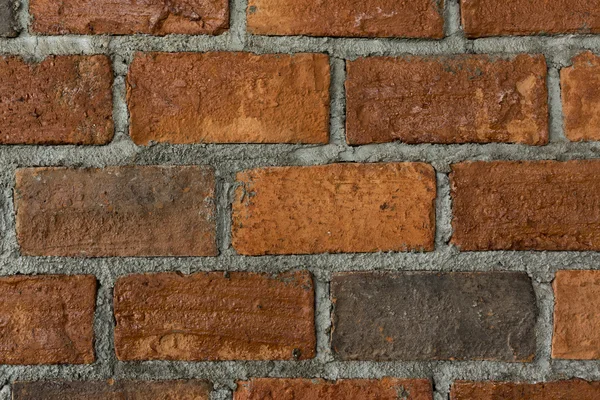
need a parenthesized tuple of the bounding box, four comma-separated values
(462, 0, 600, 37)
(0, 55, 113, 145)
(13, 380, 211, 399)
(331, 271, 537, 361)
(114, 271, 315, 361)
(346, 54, 548, 145)
(127, 52, 329, 145)
(451, 161, 600, 251)
(246, 0, 443, 38)
(15, 166, 216, 257)
(0, 0, 18, 37)
(0, 275, 96, 365)
(561, 52, 600, 141)
(235, 378, 433, 400)
(552, 270, 600, 359)
(451, 380, 600, 400)
(232, 163, 436, 255)
(30, 0, 228, 35)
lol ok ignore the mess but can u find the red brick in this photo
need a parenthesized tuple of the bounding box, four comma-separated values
(0, 55, 113, 145)
(246, 0, 443, 38)
(451, 380, 600, 400)
(561, 51, 600, 141)
(462, 0, 600, 37)
(450, 161, 600, 251)
(346, 54, 548, 145)
(0, 275, 96, 365)
(232, 163, 436, 255)
(127, 52, 329, 145)
(30, 0, 228, 35)
(114, 271, 315, 361)
(552, 270, 600, 359)
(235, 378, 433, 400)
(15, 166, 216, 257)
(13, 380, 211, 399)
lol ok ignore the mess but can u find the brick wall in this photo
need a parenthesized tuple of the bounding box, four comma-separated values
(1, 0, 600, 398)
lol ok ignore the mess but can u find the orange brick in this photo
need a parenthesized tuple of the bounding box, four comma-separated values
(451, 380, 600, 399)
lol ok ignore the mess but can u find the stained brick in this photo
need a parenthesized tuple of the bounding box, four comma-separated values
(451, 380, 600, 400)
(0, 0, 18, 37)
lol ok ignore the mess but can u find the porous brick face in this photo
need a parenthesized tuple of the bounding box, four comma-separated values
(113, 271, 315, 361)
(13, 380, 212, 399)
(451, 380, 600, 400)
(127, 52, 330, 145)
(331, 271, 537, 361)
(29, 0, 229, 34)
(451, 161, 600, 251)
(0, 275, 96, 365)
(234, 378, 433, 400)
(232, 163, 436, 255)
(15, 166, 216, 256)
(0, 55, 113, 144)
(246, 0, 444, 38)
(0, 0, 18, 37)
(462, 0, 600, 37)
(346, 54, 548, 145)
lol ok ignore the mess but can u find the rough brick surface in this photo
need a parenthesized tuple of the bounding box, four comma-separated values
(13, 380, 211, 399)
(561, 52, 600, 141)
(0, 0, 18, 37)
(462, 0, 600, 37)
(0, 275, 96, 365)
(232, 163, 436, 255)
(235, 378, 433, 400)
(331, 272, 537, 361)
(552, 270, 600, 359)
(114, 271, 315, 361)
(346, 54, 548, 145)
(0, 55, 113, 145)
(30, 0, 228, 35)
(451, 380, 600, 399)
(15, 166, 216, 257)
(127, 52, 329, 145)
(246, 0, 443, 38)
(450, 161, 600, 251)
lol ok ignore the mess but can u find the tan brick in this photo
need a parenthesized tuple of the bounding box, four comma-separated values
(15, 166, 216, 257)
(451, 161, 600, 251)
(114, 271, 315, 361)
(232, 163, 436, 255)
(0, 275, 96, 364)
(346, 54, 548, 145)
(127, 52, 329, 145)
(0, 55, 113, 145)
(451, 380, 600, 400)
(247, 0, 443, 38)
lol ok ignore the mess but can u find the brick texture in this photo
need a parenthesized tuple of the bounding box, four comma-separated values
(553, 270, 600, 359)
(346, 54, 548, 145)
(114, 271, 315, 361)
(451, 380, 600, 400)
(235, 378, 433, 400)
(246, 0, 443, 38)
(15, 166, 216, 257)
(561, 52, 600, 141)
(0, 55, 113, 145)
(331, 271, 537, 361)
(13, 380, 211, 399)
(0, 0, 18, 37)
(451, 161, 600, 251)
(30, 0, 228, 35)
(462, 0, 600, 37)
(232, 163, 436, 255)
(0, 275, 96, 365)
(127, 52, 329, 145)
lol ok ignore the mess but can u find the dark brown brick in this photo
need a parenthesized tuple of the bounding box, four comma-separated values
(451, 161, 600, 251)
(451, 380, 600, 400)
(0, 55, 113, 145)
(0, 0, 18, 37)
(346, 54, 548, 145)
(114, 271, 315, 361)
(15, 166, 216, 257)
(0, 275, 96, 365)
(13, 380, 211, 399)
(331, 271, 537, 361)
